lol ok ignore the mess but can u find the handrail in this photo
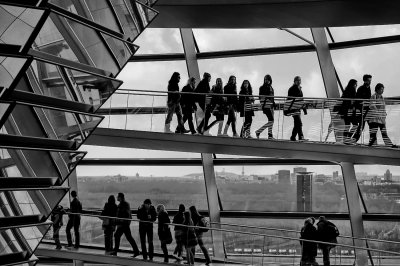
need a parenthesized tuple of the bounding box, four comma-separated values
(115, 88, 400, 103)
(65, 212, 400, 256)
(210, 221, 400, 246)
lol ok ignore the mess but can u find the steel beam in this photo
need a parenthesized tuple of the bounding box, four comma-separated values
(341, 162, 368, 266)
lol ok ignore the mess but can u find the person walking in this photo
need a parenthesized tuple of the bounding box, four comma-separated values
(366, 83, 397, 148)
(239, 80, 255, 139)
(51, 205, 65, 250)
(317, 216, 339, 266)
(66, 190, 82, 249)
(137, 199, 157, 260)
(223, 75, 239, 137)
(182, 211, 197, 266)
(300, 217, 318, 266)
(189, 206, 211, 265)
(353, 74, 372, 141)
(339, 79, 358, 143)
(179, 77, 198, 134)
(256, 74, 275, 139)
(203, 78, 226, 136)
(164, 72, 187, 133)
(101, 195, 118, 254)
(157, 204, 172, 263)
(112, 193, 140, 257)
(287, 76, 306, 141)
(172, 204, 185, 260)
(195, 72, 212, 134)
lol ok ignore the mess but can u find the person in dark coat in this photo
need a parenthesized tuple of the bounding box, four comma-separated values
(223, 75, 239, 137)
(353, 74, 372, 141)
(195, 72, 212, 133)
(66, 190, 82, 249)
(287, 76, 306, 141)
(317, 216, 339, 266)
(137, 199, 157, 260)
(164, 72, 187, 133)
(256, 74, 275, 139)
(189, 206, 211, 265)
(157, 204, 171, 263)
(179, 77, 197, 134)
(51, 205, 65, 250)
(239, 80, 255, 139)
(300, 217, 318, 266)
(203, 78, 226, 136)
(340, 79, 358, 143)
(182, 211, 197, 266)
(172, 204, 185, 260)
(112, 193, 140, 257)
(101, 195, 118, 253)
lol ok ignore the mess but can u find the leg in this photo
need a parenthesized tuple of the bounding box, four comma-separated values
(265, 109, 275, 138)
(164, 103, 174, 132)
(186, 111, 196, 134)
(53, 225, 61, 249)
(322, 246, 331, 266)
(139, 228, 148, 259)
(190, 246, 196, 264)
(174, 103, 185, 131)
(161, 242, 169, 262)
(66, 218, 73, 246)
(147, 227, 154, 260)
(113, 226, 123, 253)
(379, 123, 394, 146)
(197, 233, 211, 263)
(104, 228, 113, 252)
(73, 219, 80, 248)
(368, 122, 378, 146)
(291, 115, 298, 141)
(124, 226, 140, 255)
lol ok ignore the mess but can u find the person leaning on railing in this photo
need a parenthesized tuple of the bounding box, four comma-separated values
(300, 217, 318, 266)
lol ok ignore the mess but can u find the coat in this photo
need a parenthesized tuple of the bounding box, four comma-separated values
(300, 223, 318, 258)
(101, 202, 118, 229)
(167, 81, 181, 104)
(286, 84, 305, 116)
(173, 211, 185, 231)
(355, 84, 371, 110)
(180, 84, 197, 112)
(137, 204, 157, 229)
(68, 197, 82, 224)
(338, 86, 356, 118)
(116, 200, 132, 226)
(195, 79, 211, 110)
(182, 221, 197, 247)
(158, 211, 171, 241)
(259, 84, 275, 110)
(210, 85, 226, 116)
(224, 83, 238, 109)
(239, 90, 254, 117)
(316, 220, 338, 249)
(366, 93, 386, 124)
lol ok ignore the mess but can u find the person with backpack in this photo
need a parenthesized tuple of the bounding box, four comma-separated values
(51, 205, 65, 250)
(189, 206, 211, 265)
(101, 195, 118, 254)
(157, 204, 172, 263)
(300, 217, 318, 266)
(172, 204, 185, 260)
(137, 199, 157, 260)
(317, 216, 339, 266)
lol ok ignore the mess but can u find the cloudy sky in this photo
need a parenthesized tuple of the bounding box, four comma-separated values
(79, 26, 400, 177)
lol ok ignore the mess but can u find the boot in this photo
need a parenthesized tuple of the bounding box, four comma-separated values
(217, 121, 224, 136)
(164, 123, 173, 133)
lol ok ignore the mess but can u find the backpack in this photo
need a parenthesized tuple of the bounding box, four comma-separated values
(198, 217, 209, 233)
(325, 222, 340, 239)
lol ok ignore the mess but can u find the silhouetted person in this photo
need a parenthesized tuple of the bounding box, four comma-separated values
(288, 76, 306, 141)
(183, 211, 197, 266)
(353, 74, 372, 141)
(195, 72, 212, 133)
(172, 204, 185, 260)
(157, 204, 172, 263)
(256, 74, 275, 139)
(51, 205, 65, 250)
(165, 72, 187, 133)
(203, 78, 226, 136)
(189, 206, 211, 265)
(300, 217, 317, 266)
(101, 195, 118, 254)
(317, 216, 339, 266)
(179, 77, 198, 134)
(339, 79, 358, 143)
(366, 83, 397, 148)
(112, 193, 140, 257)
(223, 75, 239, 137)
(66, 190, 82, 249)
(137, 199, 157, 260)
(239, 80, 255, 139)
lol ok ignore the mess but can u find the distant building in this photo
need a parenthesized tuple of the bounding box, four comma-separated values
(292, 167, 307, 184)
(111, 174, 128, 183)
(384, 169, 392, 182)
(315, 174, 326, 183)
(278, 170, 291, 185)
(333, 171, 339, 180)
(297, 172, 313, 212)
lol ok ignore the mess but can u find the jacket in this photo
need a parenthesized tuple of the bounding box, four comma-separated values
(366, 93, 386, 124)
(338, 86, 356, 117)
(224, 83, 238, 108)
(300, 223, 318, 258)
(180, 84, 197, 111)
(286, 84, 305, 115)
(316, 220, 338, 247)
(195, 79, 211, 110)
(172, 211, 185, 231)
(355, 84, 371, 110)
(101, 202, 118, 227)
(68, 197, 82, 224)
(239, 90, 254, 117)
(157, 211, 171, 240)
(259, 84, 275, 109)
(51, 205, 65, 227)
(116, 200, 132, 226)
(167, 81, 180, 104)
(210, 85, 226, 116)
(137, 204, 157, 229)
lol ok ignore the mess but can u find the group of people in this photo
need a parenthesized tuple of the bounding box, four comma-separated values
(51, 191, 211, 266)
(300, 216, 339, 266)
(164, 72, 397, 147)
